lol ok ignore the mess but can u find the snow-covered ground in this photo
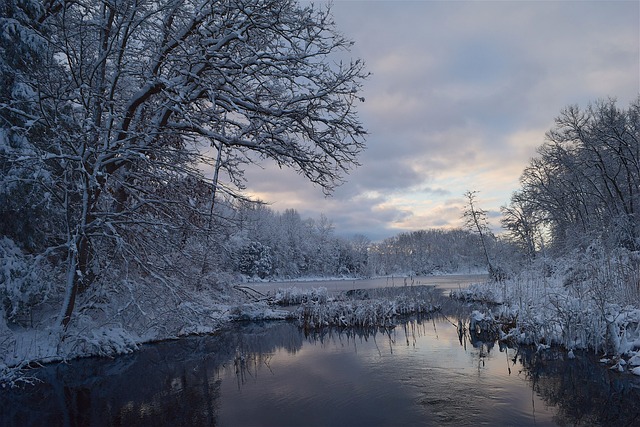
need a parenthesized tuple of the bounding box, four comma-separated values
(451, 251, 640, 376)
(0, 283, 292, 388)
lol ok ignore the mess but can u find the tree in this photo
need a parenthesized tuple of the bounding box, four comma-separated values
(500, 191, 540, 260)
(1, 0, 367, 328)
(0, 1, 56, 251)
(238, 241, 272, 279)
(514, 98, 640, 252)
(347, 234, 371, 277)
(462, 190, 498, 278)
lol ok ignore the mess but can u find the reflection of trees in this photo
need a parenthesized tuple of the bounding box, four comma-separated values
(451, 296, 640, 426)
(518, 348, 640, 426)
(1, 321, 303, 426)
(5, 318, 640, 426)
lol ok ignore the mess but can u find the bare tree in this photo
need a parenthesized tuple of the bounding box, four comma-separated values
(501, 191, 540, 260)
(462, 190, 497, 278)
(515, 98, 640, 253)
(1, 0, 368, 328)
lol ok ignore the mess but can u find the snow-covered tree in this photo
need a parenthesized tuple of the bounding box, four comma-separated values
(238, 241, 272, 279)
(500, 191, 541, 261)
(514, 97, 640, 253)
(462, 190, 496, 275)
(0, 0, 367, 327)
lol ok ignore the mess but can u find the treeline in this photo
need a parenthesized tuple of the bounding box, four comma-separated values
(369, 229, 491, 276)
(502, 97, 640, 257)
(199, 201, 491, 280)
(223, 204, 369, 279)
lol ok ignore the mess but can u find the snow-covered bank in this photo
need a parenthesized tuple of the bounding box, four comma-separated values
(1, 280, 445, 387)
(451, 247, 640, 375)
(0, 282, 291, 388)
(0, 279, 434, 386)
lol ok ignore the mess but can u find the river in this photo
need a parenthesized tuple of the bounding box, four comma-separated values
(2, 275, 640, 426)
(245, 273, 489, 296)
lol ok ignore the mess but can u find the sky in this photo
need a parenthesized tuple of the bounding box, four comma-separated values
(242, 0, 640, 242)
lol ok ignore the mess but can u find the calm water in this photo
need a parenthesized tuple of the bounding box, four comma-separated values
(2, 276, 639, 426)
(3, 310, 640, 426)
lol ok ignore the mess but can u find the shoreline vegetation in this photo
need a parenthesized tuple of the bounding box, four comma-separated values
(4, 262, 640, 387)
(0, 273, 456, 387)
(450, 256, 640, 376)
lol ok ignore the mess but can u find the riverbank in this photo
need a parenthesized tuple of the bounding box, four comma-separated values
(0, 274, 486, 387)
(450, 260, 640, 376)
(5, 310, 640, 426)
(0, 285, 287, 388)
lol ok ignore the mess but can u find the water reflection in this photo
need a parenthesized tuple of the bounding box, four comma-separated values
(2, 316, 640, 426)
(518, 348, 640, 426)
(1, 322, 303, 427)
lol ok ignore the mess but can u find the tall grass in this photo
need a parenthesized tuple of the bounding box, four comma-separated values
(295, 285, 440, 330)
(453, 245, 640, 356)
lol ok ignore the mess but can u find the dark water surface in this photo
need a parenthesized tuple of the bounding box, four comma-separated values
(3, 310, 640, 427)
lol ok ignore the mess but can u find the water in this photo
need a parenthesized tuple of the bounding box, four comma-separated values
(216, 320, 557, 427)
(247, 273, 488, 296)
(4, 317, 640, 426)
(3, 276, 640, 426)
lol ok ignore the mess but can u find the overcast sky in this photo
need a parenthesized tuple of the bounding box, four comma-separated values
(243, 0, 640, 242)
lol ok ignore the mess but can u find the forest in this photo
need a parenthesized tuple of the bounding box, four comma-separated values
(2, 0, 640, 383)
(468, 97, 640, 361)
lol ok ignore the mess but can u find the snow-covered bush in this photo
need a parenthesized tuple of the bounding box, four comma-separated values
(469, 310, 501, 342)
(450, 282, 501, 304)
(70, 326, 140, 357)
(296, 286, 439, 329)
(454, 248, 640, 362)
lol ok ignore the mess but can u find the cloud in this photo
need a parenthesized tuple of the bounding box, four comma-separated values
(240, 0, 639, 241)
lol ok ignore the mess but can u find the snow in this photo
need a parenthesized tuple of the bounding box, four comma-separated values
(470, 310, 486, 322)
(78, 326, 140, 357)
(627, 354, 640, 366)
(0, 278, 294, 387)
(293, 285, 440, 329)
(450, 253, 640, 375)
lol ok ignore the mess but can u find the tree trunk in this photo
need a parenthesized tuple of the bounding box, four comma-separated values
(60, 245, 79, 329)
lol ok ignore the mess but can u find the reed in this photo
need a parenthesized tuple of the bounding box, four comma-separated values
(296, 285, 440, 330)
